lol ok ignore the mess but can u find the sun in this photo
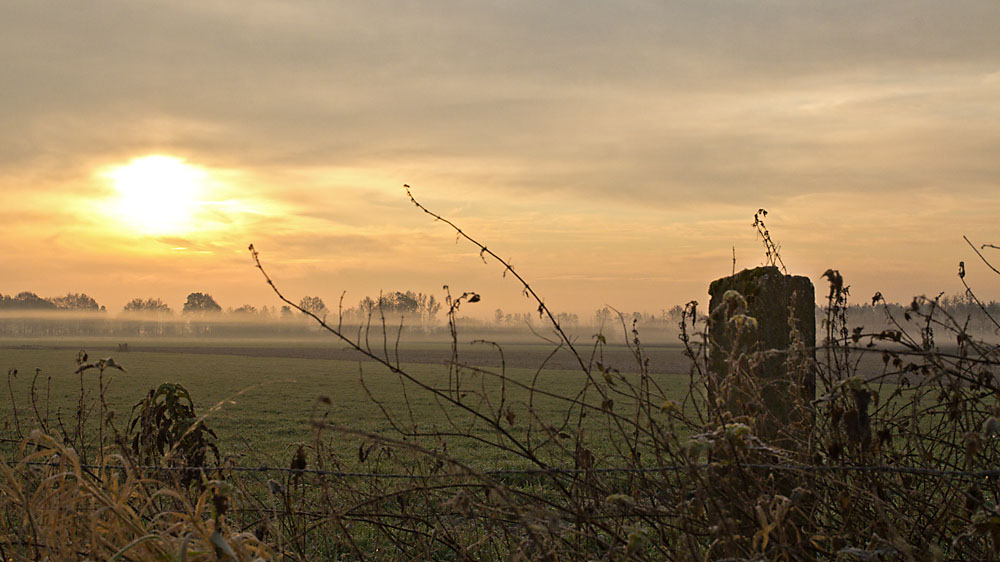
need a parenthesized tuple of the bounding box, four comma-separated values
(103, 155, 207, 235)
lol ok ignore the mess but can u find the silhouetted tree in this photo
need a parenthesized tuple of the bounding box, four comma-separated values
(555, 312, 579, 326)
(123, 298, 173, 314)
(355, 291, 441, 323)
(371, 291, 418, 315)
(182, 292, 222, 314)
(358, 296, 377, 316)
(298, 296, 327, 316)
(0, 292, 57, 310)
(425, 294, 441, 322)
(50, 292, 100, 311)
(594, 306, 612, 326)
(666, 304, 685, 324)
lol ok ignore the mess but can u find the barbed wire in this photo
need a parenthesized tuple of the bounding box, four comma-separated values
(7, 458, 999, 481)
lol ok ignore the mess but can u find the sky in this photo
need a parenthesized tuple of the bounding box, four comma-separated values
(1, 0, 999, 319)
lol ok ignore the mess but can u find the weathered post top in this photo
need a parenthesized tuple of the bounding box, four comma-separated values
(708, 266, 815, 445)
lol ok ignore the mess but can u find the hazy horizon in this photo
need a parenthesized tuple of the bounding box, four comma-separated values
(3, 1, 999, 317)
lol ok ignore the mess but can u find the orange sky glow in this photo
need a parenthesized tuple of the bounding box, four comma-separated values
(1, 2, 999, 319)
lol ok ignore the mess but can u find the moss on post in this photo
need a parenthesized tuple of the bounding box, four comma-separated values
(708, 266, 815, 447)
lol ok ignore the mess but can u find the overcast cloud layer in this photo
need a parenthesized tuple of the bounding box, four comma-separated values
(2, 1, 999, 314)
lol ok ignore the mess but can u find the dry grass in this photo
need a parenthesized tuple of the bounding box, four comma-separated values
(0, 430, 270, 561)
(1, 198, 998, 560)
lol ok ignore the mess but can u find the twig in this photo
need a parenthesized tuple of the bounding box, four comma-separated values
(404, 185, 592, 377)
(964, 235, 1000, 276)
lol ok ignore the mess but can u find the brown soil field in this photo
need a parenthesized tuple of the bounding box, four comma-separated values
(3, 340, 693, 374)
(0, 339, 909, 378)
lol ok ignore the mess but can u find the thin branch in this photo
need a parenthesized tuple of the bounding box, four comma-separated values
(247, 243, 555, 470)
(404, 185, 593, 377)
(965, 235, 1000, 276)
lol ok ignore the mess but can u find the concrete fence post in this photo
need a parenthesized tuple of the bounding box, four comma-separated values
(708, 266, 816, 446)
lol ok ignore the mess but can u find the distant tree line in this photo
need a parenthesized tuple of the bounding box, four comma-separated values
(491, 297, 1000, 335)
(0, 292, 102, 311)
(355, 291, 441, 323)
(4, 287, 996, 337)
(1, 291, 262, 316)
(122, 298, 172, 314)
(0, 289, 447, 337)
(292, 291, 443, 325)
(828, 293, 1000, 334)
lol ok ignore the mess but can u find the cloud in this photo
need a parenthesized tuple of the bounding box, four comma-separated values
(4, 1, 997, 184)
(2, 0, 999, 312)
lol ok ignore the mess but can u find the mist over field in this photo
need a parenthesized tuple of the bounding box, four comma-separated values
(2, 292, 997, 345)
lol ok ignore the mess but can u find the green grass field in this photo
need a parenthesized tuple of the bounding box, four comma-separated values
(2, 331, 991, 560)
(0, 340, 692, 471)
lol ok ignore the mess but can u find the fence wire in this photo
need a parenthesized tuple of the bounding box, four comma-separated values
(7, 459, 999, 481)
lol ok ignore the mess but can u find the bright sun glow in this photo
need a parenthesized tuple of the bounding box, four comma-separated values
(104, 155, 207, 235)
